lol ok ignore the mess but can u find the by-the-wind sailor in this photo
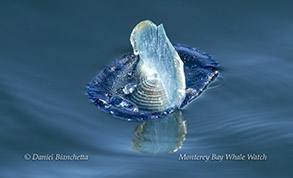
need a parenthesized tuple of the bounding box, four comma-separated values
(87, 20, 219, 121)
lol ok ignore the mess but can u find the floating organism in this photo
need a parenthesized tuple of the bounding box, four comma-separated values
(87, 20, 219, 121)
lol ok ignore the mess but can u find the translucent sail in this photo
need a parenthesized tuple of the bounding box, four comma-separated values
(130, 20, 186, 109)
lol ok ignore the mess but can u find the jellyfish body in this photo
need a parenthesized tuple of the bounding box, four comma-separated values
(86, 20, 219, 121)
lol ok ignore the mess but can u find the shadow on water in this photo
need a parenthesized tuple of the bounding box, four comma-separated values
(131, 110, 187, 154)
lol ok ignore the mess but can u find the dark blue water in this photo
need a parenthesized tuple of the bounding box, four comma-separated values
(1, 0, 293, 177)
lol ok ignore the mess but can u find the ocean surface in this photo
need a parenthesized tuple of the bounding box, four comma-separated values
(0, 0, 292, 177)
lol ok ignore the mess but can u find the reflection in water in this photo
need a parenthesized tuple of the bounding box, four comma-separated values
(131, 110, 187, 154)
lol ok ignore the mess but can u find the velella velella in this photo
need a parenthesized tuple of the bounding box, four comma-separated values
(87, 20, 219, 121)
